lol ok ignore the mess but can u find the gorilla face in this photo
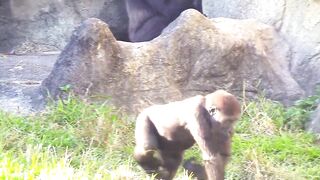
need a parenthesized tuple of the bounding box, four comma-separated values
(205, 90, 241, 125)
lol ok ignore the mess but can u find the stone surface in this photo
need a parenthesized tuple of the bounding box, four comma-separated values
(0, 53, 57, 114)
(41, 10, 304, 114)
(0, 0, 128, 53)
(203, 0, 320, 132)
(203, 0, 320, 96)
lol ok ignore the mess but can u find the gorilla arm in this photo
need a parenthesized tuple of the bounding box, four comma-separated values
(186, 105, 230, 180)
(144, 0, 169, 10)
(144, 0, 202, 18)
(193, 0, 203, 12)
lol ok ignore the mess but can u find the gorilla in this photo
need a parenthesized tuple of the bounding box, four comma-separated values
(125, 0, 203, 42)
(134, 90, 241, 180)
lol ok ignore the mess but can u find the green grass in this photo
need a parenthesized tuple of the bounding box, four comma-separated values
(225, 94, 320, 180)
(0, 97, 142, 179)
(0, 94, 319, 179)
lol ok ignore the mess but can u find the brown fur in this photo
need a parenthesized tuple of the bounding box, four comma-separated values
(134, 90, 241, 180)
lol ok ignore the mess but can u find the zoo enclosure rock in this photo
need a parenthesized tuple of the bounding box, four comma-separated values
(0, 0, 128, 53)
(41, 10, 304, 114)
(203, 0, 320, 96)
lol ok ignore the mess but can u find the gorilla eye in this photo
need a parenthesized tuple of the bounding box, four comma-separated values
(209, 107, 217, 116)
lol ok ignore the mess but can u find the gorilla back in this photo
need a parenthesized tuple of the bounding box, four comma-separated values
(126, 0, 203, 42)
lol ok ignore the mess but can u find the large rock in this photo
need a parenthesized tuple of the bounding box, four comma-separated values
(0, 0, 128, 53)
(203, 0, 320, 96)
(41, 9, 304, 114)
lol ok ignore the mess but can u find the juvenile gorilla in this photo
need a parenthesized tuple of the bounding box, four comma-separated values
(134, 90, 241, 180)
(125, 0, 203, 42)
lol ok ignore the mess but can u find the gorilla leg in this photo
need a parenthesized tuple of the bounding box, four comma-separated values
(155, 151, 183, 180)
(134, 113, 163, 173)
(183, 155, 229, 180)
(134, 112, 183, 179)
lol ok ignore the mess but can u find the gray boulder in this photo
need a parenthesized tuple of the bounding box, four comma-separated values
(41, 9, 304, 114)
(203, 0, 320, 96)
(0, 0, 128, 53)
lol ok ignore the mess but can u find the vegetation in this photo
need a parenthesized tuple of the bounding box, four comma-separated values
(0, 93, 319, 179)
(0, 96, 143, 179)
(227, 95, 320, 179)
